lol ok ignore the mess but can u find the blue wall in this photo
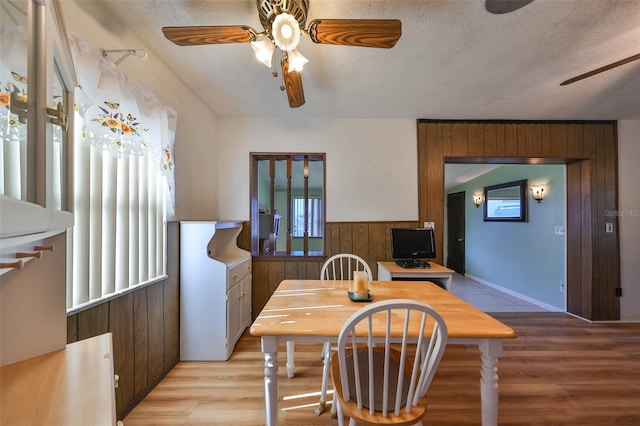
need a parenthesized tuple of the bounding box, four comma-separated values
(447, 165, 566, 309)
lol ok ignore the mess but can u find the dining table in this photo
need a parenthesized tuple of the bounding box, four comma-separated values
(249, 279, 517, 426)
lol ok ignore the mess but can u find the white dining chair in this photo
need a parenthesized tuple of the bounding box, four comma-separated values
(316, 254, 373, 416)
(331, 299, 448, 426)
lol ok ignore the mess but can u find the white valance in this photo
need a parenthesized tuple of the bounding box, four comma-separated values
(69, 35, 177, 215)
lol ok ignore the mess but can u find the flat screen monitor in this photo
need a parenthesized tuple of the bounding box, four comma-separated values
(391, 228, 436, 261)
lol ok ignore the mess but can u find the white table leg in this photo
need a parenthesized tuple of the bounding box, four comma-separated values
(286, 341, 295, 378)
(479, 339, 503, 426)
(444, 275, 453, 292)
(262, 337, 279, 426)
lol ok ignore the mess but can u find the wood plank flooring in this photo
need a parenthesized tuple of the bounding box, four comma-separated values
(124, 313, 640, 425)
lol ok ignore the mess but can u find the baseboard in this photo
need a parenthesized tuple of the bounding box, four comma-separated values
(464, 274, 563, 312)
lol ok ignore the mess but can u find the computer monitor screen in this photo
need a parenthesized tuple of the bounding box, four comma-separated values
(391, 228, 436, 260)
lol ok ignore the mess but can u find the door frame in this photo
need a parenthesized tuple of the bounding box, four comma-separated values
(417, 120, 620, 321)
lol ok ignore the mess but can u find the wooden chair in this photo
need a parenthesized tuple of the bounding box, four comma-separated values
(330, 299, 448, 426)
(315, 254, 373, 416)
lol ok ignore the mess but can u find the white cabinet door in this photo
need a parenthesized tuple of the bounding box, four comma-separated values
(227, 280, 243, 354)
(240, 273, 252, 328)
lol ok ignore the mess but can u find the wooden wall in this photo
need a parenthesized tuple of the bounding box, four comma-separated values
(66, 222, 180, 420)
(417, 120, 620, 321)
(242, 221, 420, 316)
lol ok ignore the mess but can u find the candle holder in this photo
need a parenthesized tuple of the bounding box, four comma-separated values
(349, 271, 372, 302)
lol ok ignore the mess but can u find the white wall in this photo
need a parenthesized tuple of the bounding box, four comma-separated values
(618, 121, 640, 321)
(216, 118, 417, 221)
(62, 1, 220, 220)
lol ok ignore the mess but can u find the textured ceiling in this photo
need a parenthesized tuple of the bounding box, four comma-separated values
(89, 0, 640, 120)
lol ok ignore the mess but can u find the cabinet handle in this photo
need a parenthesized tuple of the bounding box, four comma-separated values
(16, 251, 43, 259)
(1, 260, 23, 271)
(34, 245, 55, 252)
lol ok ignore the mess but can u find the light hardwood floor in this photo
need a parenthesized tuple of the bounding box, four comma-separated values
(124, 313, 640, 425)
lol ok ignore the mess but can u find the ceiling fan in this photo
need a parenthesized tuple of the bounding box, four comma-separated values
(162, 0, 402, 108)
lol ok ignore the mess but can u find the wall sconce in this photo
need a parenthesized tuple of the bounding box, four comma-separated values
(530, 184, 546, 203)
(472, 193, 483, 208)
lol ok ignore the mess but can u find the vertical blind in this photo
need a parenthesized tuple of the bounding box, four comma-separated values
(67, 36, 176, 310)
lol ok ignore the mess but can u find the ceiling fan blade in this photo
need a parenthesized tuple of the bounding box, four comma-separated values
(485, 0, 534, 14)
(281, 57, 305, 108)
(162, 26, 257, 46)
(560, 53, 640, 86)
(308, 19, 402, 48)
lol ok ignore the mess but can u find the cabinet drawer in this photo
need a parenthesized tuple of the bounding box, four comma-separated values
(227, 257, 251, 289)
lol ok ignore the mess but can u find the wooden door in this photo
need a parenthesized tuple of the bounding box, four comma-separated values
(446, 191, 466, 274)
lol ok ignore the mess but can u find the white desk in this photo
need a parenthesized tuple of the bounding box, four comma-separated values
(250, 279, 516, 426)
(377, 261, 455, 291)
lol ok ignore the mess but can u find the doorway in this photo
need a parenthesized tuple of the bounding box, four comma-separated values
(417, 120, 620, 321)
(446, 191, 465, 274)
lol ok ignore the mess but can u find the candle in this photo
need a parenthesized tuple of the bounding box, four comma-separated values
(353, 271, 369, 299)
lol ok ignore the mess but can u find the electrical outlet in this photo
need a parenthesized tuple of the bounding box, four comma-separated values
(424, 222, 434, 230)
(560, 280, 565, 292)
(606, 223, 614, 233)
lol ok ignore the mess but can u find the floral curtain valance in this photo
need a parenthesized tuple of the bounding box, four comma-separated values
(69, 35, 177, 214)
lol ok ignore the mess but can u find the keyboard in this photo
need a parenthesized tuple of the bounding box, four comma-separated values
(395, 259, 430, 269)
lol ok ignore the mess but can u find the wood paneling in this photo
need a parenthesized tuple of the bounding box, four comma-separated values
(163, 267, 180, 366)
(417, 120, 620, 321)
(147, 284, 164, 381)
(133, 289, 148, 397)
(111, 293, 134, 415)
(77, 303, 109, 340)
(566, 162, 584, 316)
(66, 313, 77, 343)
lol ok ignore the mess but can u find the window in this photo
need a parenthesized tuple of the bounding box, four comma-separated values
(67, 112, 167, 310)
(292, 196, 323, 237)
(251, 153, 325, 257)
(66, 35, 177, 311)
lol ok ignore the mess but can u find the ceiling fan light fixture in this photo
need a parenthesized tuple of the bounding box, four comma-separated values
(286, 49, 309, 72)
(251, 38, 275, 68)
(272, 12, 301, 51)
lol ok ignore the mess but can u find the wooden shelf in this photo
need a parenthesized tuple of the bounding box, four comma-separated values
(0, 333, 116, 425)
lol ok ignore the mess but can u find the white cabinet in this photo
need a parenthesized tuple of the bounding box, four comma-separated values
(1, 231, 67, 367)
(180, 221, 251, 361)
